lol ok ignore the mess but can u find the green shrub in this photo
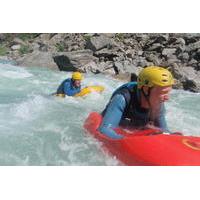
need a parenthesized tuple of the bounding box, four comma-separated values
(0, 45, 8, 56)
(17, 33, 40, 41)
(115, 33, 125, 41)
(83, 34, 92, 41)
(55, 43, 65, 52)
(19, 45, 31, 55)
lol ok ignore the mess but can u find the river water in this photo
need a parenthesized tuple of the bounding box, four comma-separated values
(0, 62, 199, 165)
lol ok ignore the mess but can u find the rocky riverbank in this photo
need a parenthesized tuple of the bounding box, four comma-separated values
(0, 33, 200, 92)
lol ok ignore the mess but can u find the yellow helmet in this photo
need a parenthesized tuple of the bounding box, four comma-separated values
(72, 72, 83, 80)
(137, 66, 174, 89)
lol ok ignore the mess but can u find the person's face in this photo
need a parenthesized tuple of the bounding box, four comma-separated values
(73, 80, 81, 87)
(149, 86, 172, 104)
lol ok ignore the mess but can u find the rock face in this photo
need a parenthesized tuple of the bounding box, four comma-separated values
(86, 35, 114, 51)
(16, 51, 58, 69)
(53, 50, 98, 71)
(1, 33, 200, 92)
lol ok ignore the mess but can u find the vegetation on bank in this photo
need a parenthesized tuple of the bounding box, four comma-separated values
(0, 45, 8, 56)
(55, 42, 65, 52)
(19, 45, 32, 55)
(1, 33, 40, 42)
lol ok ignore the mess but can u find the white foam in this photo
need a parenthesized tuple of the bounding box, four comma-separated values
(0, 63, 33, 79)
(12, 95, 47, 121)
(167, 90, 200, 136)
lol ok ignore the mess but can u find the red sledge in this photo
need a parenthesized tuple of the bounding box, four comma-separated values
(83, 112, 200, 166)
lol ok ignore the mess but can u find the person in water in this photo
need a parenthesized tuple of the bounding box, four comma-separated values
(99, 66, 175, 139)
(56, 72, 83, 97)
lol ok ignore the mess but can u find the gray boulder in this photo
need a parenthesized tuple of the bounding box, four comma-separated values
(53, 49, 98, 71)
(153, 35, 169, 44)
(186, 41, 200, 51)
(145, 43, 164, 52)
(162, 48, 177, 56)
(94, 48, 119, 61)
(114, 61, 142, 75)
(86, 35, 114, 51)
(16, 51, 58, 69)
(175, 38, 186, 45)
(95, 61, 115, 75)
(145, 53, 162, 65)
(12, 37, 27, 46)
(171, 64, 200, 92)
(81, 61, 100, 74)
(133, 56, 152, 68)
(177, 52, 190, 62)
(11, 44, 21, 50)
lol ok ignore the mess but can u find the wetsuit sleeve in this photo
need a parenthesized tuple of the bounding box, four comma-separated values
(155, 104, 171, 133)
(64, 82, 81, 96)
(98, 94, 126, 139)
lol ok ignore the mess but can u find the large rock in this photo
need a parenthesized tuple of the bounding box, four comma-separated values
(168, 37, 185, 46)
(12, 37, 27, 46)
(113, 61, 142, 75)
(11, 44, 21, 50)
(86, 35, 114, 51)
(102, 33, 116, 38)
(162, 48, 177, 56)
(16, 51, 58, 69)
(48, 34, 66, 45)
(133, 56, 152, 68)
(177, 52, 190, 62)
(153, 35, 169, 44)
(182, 79, 200, 93)
(80, 61, 100, 74)
(35, 34, 52, 42)
(144, 53, 162, 65)
(186, 41, 200, 51)
(171, 63, 200, 92)
(175, 37, 186, 45)
(94, 48, 119, 61)
(144, 43, 164, 52)
(99, 61, 115, 74)
(33, 34, 59, 52)
(112, 72, 132, 81)
(53, 49, 98, 71)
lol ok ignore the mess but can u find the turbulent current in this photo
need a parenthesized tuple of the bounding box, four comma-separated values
(0, 62, 199, 165)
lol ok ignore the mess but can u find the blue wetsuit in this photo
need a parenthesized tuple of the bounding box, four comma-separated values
(98, 82, 170, 139)
(56, 78, 81, 96)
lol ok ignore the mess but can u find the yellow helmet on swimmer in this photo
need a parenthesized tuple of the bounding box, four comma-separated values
(137, 66, 174, 89)
(72, 72, 83, 80)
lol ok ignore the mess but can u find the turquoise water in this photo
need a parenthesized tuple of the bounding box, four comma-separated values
(0, 62, 200, 165)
